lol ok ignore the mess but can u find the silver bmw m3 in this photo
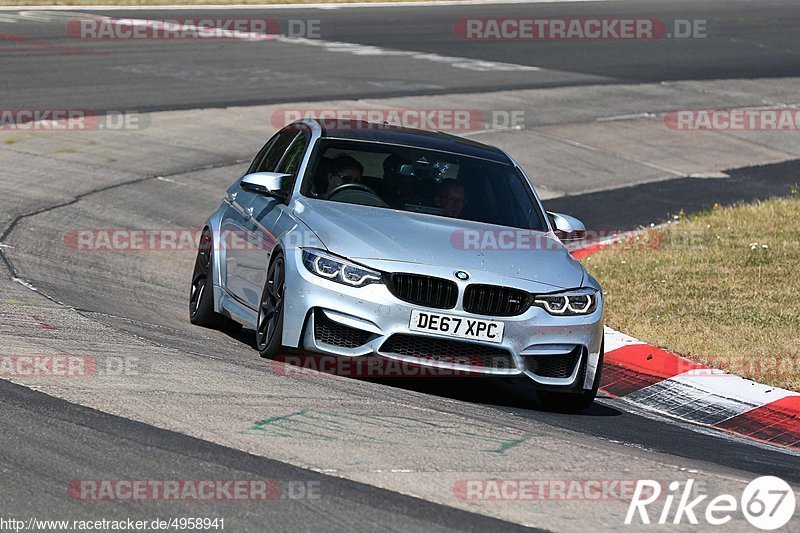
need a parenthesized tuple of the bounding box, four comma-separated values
(190, 119, 604, 411)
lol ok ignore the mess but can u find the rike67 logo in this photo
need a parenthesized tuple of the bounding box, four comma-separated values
(626, 476, 796, 530)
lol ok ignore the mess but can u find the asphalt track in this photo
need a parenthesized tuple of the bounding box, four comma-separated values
(0, 0, 798, 112)
(1, 0, 800, 531)
(0, 378, 534, 532)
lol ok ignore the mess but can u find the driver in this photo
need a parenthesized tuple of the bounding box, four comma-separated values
(434, 180, 465, 218)
(325, 155, 364, 196)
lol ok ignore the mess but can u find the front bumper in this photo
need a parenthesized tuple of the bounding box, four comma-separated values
(282, 249, 604, 390)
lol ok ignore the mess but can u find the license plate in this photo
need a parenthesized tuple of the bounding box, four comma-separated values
(409, 310, 504, 344)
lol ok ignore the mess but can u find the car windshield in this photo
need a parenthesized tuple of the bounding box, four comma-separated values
(301, 139, 547, 231)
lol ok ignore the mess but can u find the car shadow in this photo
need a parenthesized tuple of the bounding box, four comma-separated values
(228, 326, 260, 349)
(367, 376, 621, 417)
(223, 327, 620, 417)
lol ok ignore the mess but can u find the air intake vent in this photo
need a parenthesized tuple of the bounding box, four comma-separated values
(314, 310, 373, 348)
(380, 334, 514, 369)
(525, 348, 582, 379)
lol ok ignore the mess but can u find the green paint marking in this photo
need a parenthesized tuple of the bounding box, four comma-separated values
(297, 411, 350, 430)
(249, 410, 309, 431)
(246, 411, 337, 441)
(264, 428, 336, 441)
(488, 435, 532, 454)
(244, 410, 402, 445)
(243, 410, 528, 450)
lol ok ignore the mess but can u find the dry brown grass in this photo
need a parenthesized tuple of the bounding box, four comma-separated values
(584, 194, 800, 391)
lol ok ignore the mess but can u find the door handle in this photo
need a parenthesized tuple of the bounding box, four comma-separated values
(227, 191, 238, 203)
(243, 206, 254, 221)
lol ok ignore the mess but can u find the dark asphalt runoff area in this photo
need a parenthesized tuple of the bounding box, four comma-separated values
(543, 159, 800, 232)
(0, 0, 798, 112)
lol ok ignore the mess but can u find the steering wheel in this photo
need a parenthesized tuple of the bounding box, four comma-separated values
(326, 182, 382, 201)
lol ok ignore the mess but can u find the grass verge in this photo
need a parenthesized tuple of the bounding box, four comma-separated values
(584, 193, 800, 391)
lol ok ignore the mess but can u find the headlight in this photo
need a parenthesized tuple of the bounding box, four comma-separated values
(532, 288, 598, 316)
(301, 249, 382, 287)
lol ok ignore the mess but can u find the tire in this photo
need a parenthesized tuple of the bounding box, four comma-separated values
(189, 228, 232, 330)
(255, 252, 285, 359)
(537, 342, 604, 413)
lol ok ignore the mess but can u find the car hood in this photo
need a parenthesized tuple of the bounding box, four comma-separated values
(293, 198, 585, 290)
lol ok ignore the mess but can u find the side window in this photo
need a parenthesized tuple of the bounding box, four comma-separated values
(255, 130, 299, 173)
(276, 132, 310, 191)
(246, 134, 278, 175)
(512, 167, 546, 231)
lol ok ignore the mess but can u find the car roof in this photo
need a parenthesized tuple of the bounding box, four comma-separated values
(301, 119, 512, 165)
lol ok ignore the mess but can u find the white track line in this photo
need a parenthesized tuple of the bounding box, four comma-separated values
(67, 16, 541, 72)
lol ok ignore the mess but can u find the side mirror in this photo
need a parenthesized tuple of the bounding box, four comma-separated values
(547, 211, 587, 242)
(240, 172, 291, 201)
